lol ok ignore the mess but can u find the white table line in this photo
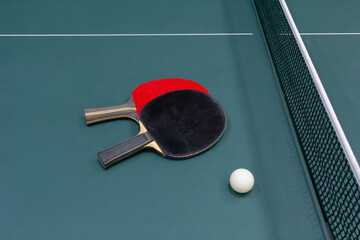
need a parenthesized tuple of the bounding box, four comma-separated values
(300, 33, 360, 36)
(0, 33, 253, 37)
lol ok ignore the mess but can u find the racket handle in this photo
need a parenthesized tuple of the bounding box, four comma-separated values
(98, 132, 154, 168)
(84, 102, 137, 125)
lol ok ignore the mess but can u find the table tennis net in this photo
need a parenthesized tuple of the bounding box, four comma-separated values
(253, 0, 360, 239)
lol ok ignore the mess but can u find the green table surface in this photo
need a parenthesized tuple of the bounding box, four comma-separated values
(2, 0, 352, 239)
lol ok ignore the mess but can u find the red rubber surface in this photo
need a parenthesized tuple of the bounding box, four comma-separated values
(132, 78, 210, 115)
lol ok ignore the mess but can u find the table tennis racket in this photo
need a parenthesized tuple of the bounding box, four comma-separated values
(84, 78, 209, 125)
(98, 89, 226, 168)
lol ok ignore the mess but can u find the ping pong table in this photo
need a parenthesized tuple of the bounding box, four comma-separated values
(1, 0, 359, 239)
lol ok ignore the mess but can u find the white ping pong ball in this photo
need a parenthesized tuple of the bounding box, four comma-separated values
(230, 168, 254, 193)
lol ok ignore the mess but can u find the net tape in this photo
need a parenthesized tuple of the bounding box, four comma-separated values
(253, 0, 360, 239)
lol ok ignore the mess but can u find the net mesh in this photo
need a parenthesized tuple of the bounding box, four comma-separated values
(253, 0, 360, 239)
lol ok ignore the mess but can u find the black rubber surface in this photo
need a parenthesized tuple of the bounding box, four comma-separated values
(140, 90, 226, 157)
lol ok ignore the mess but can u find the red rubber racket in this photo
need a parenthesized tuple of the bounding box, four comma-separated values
(84, 78, 209, 125)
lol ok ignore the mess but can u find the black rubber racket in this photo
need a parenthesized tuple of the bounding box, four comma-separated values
(98, 90, 226, 168)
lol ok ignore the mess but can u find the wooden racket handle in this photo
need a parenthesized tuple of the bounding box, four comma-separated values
(84, 102, 138, 125)
(98, 132, 154, 168)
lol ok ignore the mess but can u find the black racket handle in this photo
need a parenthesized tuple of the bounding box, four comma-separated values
(98, 132, 154, 168)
